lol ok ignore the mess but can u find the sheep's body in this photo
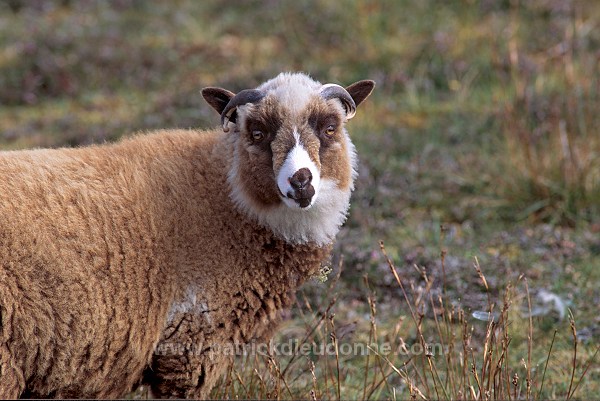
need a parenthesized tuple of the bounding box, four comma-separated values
(0, 73, 373, 398)
(0, 131, 327, 398)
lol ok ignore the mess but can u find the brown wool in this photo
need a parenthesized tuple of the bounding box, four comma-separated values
(0, 73, 374, 399)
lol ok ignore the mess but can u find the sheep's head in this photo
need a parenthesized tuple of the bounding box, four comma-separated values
(202, 73, 374, 245)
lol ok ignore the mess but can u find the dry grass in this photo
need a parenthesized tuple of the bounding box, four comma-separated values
(496, 1, 600, 224)
(208, 239, 599, 400)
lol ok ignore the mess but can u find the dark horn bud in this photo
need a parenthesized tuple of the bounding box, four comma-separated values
(220, 89, 265, 131)
(319, 84, 357, 120)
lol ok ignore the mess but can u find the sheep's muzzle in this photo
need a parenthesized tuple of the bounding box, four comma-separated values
(285, 168, 315, 208)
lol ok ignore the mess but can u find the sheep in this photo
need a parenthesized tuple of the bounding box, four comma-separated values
(0, 72, 375, 399)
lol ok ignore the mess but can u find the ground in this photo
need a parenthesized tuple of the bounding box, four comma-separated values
(1, 1, 599, 399)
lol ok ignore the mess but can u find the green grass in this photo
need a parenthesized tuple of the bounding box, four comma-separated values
(2, 0, 600, 399)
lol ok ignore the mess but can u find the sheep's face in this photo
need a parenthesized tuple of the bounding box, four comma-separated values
(202, 73, 374, 245)
(236, 96, 349, 210)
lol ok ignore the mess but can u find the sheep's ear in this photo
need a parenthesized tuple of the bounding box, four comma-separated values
(345, 80, 375, 108)
(201, 87, 236, 115)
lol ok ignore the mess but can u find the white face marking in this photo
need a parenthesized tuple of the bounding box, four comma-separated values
(276, 128, 321, 209)
(226, 73, 359, 245)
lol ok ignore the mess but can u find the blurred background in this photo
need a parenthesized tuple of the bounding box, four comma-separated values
(1, 0, 599, 398)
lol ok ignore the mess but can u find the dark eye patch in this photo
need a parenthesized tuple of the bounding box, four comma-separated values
(246, 119, 268, 135)
(245, 110, 282, 145)
(308, 111, 341, 144)
(308, 111, 340, 130)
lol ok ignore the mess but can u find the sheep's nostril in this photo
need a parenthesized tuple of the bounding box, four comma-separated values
(289, 168, 312, 190)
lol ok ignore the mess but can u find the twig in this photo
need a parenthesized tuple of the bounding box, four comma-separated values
(362, 275, 374, 401)
(367, 345, 427, 400)
(566, 309, 578, 400)
(329, 315, 342, 400)
(536, 329, 557, 400)
(379, 241, 431, 395)
(282, 297, 337, 376)
(524, 278, 533, 400)
(570, 344, 600, 397)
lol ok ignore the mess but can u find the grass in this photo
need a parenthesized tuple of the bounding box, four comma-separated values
(206, 239, 600, 399)
(2, 0, 600, 399)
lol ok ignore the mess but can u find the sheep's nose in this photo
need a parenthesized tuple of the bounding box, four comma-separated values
(289, 168, 312, 190)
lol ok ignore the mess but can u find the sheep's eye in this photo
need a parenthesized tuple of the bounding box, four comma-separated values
(324, 125, 336, 136)
(252, 130, 264, 141)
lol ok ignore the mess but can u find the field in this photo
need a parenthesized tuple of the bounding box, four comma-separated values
(1, 0, 599, 399)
